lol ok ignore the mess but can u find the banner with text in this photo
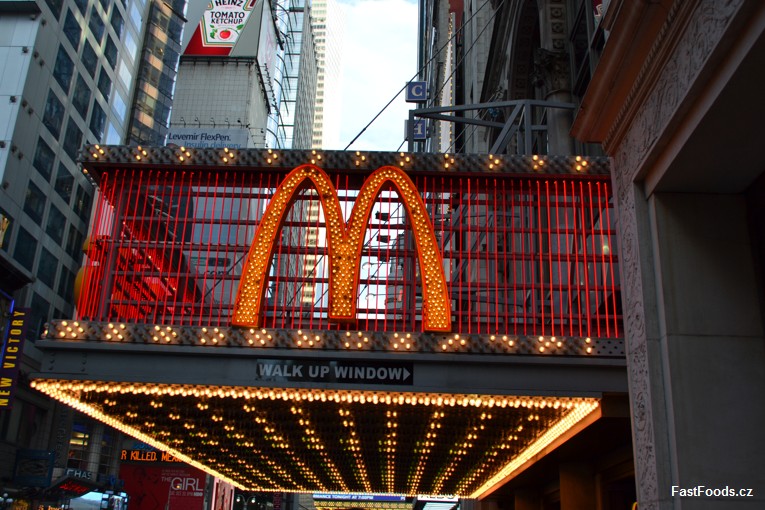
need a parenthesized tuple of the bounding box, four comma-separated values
(1, 307, 29, 409)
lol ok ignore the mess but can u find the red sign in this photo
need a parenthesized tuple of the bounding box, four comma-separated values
(120, 464, 206, 510)
(184, 0, 258, 56)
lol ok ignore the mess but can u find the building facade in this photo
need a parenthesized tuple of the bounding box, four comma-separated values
(415, 0, 765, 508)
(0, 0, 188, 505)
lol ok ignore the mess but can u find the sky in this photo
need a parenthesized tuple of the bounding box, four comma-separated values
(332, 0, 419, 152)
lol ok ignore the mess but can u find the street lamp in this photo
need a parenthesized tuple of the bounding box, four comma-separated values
(0, 493, 13, 509)
(235, 494, 259, 510)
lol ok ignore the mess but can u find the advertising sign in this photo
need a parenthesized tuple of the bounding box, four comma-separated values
(166, 127, 250, 148)
(120, 463, 206, 510)
(184, 0, 259, 56)
(0, 307, 29, 409)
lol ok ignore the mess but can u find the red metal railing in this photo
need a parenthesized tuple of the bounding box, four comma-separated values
(77, 168, 619, 338)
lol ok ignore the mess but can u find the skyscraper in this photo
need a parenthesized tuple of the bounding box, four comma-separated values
(311, 0, 344, 149)
(0, 0, 187, 504)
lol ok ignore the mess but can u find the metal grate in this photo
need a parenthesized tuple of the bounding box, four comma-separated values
(76, 153, 619, 339)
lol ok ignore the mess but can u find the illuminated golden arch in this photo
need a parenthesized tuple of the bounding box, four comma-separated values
(232, 164, 452, 331)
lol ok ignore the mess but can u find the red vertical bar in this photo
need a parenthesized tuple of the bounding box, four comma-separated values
(80, 173, 106, 318)
(493, 179, 499, 333)
(448, 176, 456, 332)
(483, 178, 490, 335)
(158, 171, 177, 324)
(535, 181, 543, 336)
(587, 182, 600, 338)
(460, 178, 473, 333)
(604, 182, 619, 337)
(563, 181, 573, 337)
(572, 181, 583, 337)
(579, 181, 591, 338)
(545, 181, 554, 337)
(554, 181, 563, 338)
(199, 173, 212, 326)
(520, 180, 527, 336)
(501, 179, 510, 334)
(125, 168, 144, 322)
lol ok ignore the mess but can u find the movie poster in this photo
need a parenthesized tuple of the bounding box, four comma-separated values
(120, 463, 206, 510)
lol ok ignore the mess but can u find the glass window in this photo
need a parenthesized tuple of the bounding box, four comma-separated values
(111, 8, 124, 38)
(73, 184, 93, 220)
(33, 138, 55, 181)
(13, 227, 37, 271)
(97, 68, 112, 100)
(58, 267, 76, 301)
(38, 247, 58, 289)
(117, 59, 132, 89)
(53, 47, 74, 93)
(28, 293, 50, 341)
(81, 41, 98, 77)
(54, 164, 75, 204)
(104, 36, 118, 69)
(89, 6, 105, 43)
(73, 0, 87, 14)
(89, 102, 106, 141)
(46, 204, 67, 245)
(112, 90, 127, 124)
(0, 205, 13, 252)
(71, 74, 91, 115)
(43, 91, 64, 138)
(62, 120, 83, 162)
(24, 181, 46, 223)
(105, 121, 121, 144)
(124, 29, 138, 62)
(66, 225, 85, 263)
(129, 1, 141, 27)
(63, 10, 82, 50)
(44, 0, 63, 18)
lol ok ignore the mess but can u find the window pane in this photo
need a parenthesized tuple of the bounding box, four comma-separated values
(73, 184, 93, 219)
(89, 6, 105, 43)
(44, 0, 63, 18)
(73, 0, 87, 14)
(43, 91, 64, 138)
(124, 29, 137, 62)
(111, 8, 124, 38)
(66, 225, 85, 264)
(112, 90, 127, 124)
(62, 120, 83, 162)
(0, 205, 13, 252)
(97, 68, 112, 100)
(63, 10, 82, 50)
(33, 138, 55, 180)
(46, 204, 67, 245)
(24, 181, 46, 223)
(81, 41, 98, 77)
(13, 227, 37, 271)
(72, 74, 91, 115)
(89, 102, 106, 140)
(58, 267, 76, 301)
(53, 46, 74, 93)
(38, 247, 58, 289)
(55, 163, 75, 204)
(104, 36, 118, 69)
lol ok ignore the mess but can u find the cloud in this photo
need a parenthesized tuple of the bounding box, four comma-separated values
(334, 0, 418, 152)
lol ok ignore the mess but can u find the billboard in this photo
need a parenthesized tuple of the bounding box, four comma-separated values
(184, 0, 260, 56)
(166, 127, 250, 148)
(120, 463, 206, 510)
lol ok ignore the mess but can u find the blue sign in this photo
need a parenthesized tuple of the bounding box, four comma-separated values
(412, 119, 427, 140)
(405, 81, 427, 102)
